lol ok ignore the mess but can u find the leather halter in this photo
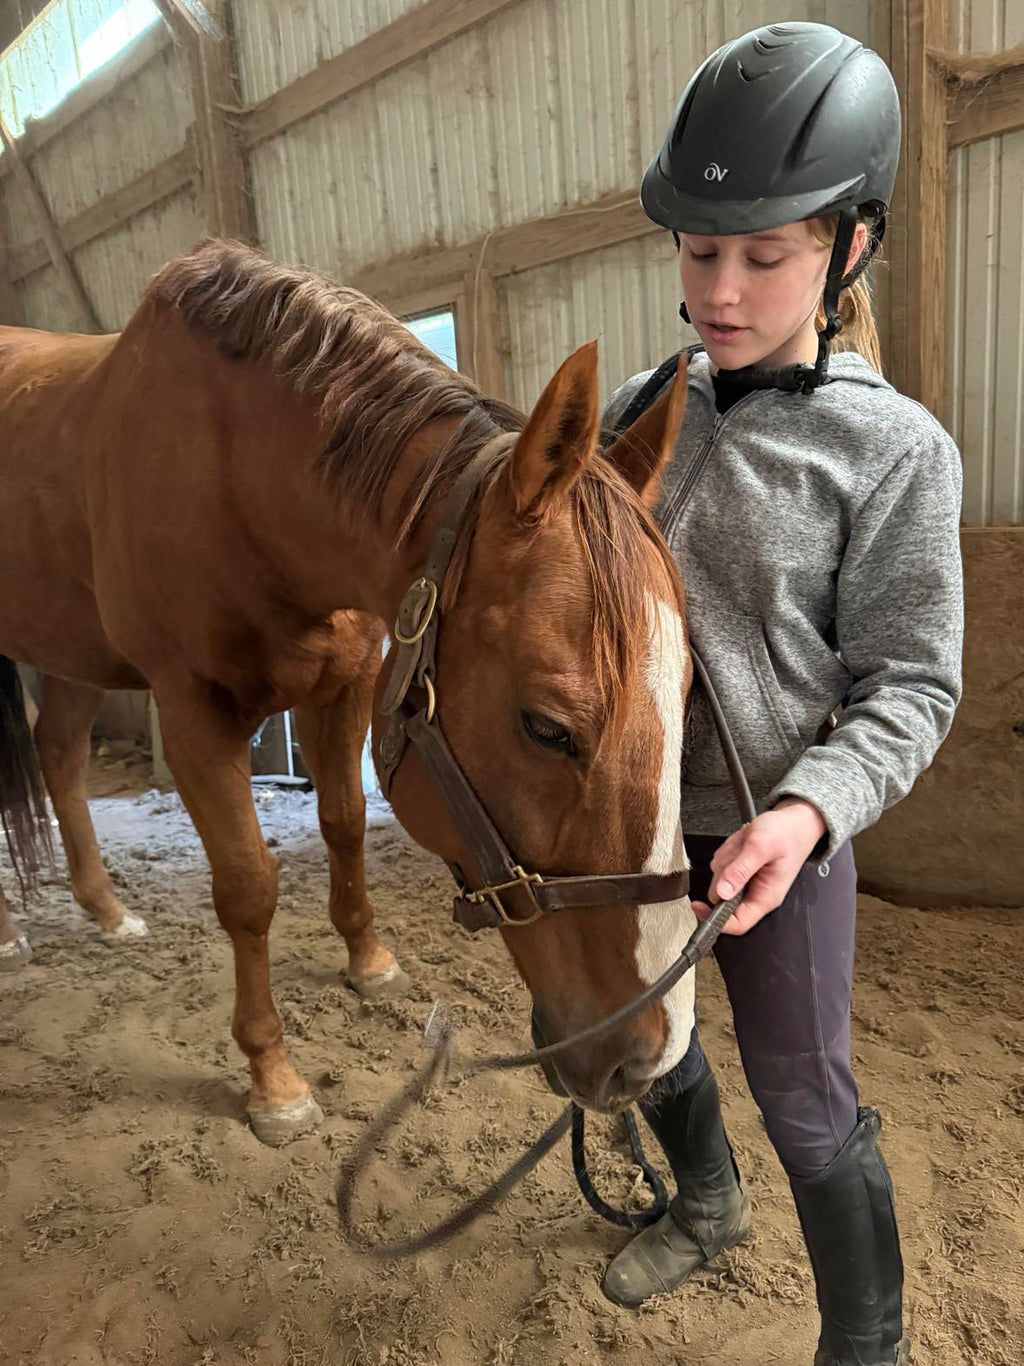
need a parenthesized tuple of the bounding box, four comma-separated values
(374, 433, 690, 933)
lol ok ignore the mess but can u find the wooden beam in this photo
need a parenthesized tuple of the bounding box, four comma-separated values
(244, 0, 521, 149)
(7, 145, 197, 281)
(0, 24, 172, 182)
(353, 191, 657, 304)
(152, 0, 223, 41)
(0, 112, 99, 332)
(157, 0, 254, 240)
(941, 43, 1024, 147)
(0, 188, 24, 326)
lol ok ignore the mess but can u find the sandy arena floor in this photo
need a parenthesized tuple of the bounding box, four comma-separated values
(1, 753, 1021, 1366)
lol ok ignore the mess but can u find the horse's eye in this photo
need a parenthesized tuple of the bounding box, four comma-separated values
(522, 711, 577, 756)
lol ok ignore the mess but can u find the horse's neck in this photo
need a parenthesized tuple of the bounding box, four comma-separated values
(216, 361, 458, 626)
(111, 309, 458, 630)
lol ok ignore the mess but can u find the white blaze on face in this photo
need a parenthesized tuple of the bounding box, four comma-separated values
(634, 596, 696, 1075)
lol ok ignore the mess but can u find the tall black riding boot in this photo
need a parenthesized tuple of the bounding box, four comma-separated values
(790, 1107, 910, 1366)
(602, 1051, 751, 1307)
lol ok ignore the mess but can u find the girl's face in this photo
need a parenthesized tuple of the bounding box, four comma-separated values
(678, 219, 866, 371)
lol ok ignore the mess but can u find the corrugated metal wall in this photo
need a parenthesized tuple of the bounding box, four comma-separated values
(946, 0, 1024, 526)
(239, 0, 872, 303)
(2, 34, 202, 331)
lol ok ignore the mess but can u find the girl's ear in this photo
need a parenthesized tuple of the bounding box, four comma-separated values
(845, 220, 869, 275)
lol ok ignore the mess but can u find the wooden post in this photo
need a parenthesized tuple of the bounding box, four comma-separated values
(885, 0, 949, 418)
(155, 0, 255, 241)
(0, 113, 99, 332)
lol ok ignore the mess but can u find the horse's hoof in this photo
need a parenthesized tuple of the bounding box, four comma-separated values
(248, 1092, 324, 1146)
(101, 913, 149, 942)
(0, 935, 32, 971)
(346, 959, 411, 1000)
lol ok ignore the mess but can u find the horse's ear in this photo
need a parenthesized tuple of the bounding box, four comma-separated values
(508, 340, 601, 518)
(603, 359, 688, 507)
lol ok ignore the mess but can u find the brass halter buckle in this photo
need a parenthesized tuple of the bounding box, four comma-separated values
(463, 865, 546, 927)
(392, 577, 438, 645)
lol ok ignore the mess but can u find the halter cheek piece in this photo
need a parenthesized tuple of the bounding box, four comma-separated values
(374, 432, 692, 933)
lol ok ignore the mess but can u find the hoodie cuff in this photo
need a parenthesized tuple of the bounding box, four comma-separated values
(767, 747, 874, 863)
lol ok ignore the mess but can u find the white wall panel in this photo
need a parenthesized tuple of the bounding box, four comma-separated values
(235, 0, 424, 106)
(27, 41, 192, 228)
(946, 0, 1024, 525)
(502, 232, 698, 413)
(15, 187, 203, 332)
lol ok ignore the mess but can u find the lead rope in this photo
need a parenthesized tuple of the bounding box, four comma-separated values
(571, 1105, 669, 1229)
(336, 887, 744, 1257)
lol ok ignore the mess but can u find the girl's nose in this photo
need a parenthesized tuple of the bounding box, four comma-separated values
(705, 264, 743, 309)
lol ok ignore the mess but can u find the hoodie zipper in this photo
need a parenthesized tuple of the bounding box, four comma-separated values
(660, 390, 762, 539)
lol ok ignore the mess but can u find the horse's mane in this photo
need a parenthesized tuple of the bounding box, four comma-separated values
(147, 238, 683, 709)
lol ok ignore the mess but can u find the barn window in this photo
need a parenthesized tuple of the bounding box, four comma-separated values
(404, 308, 458, 370)
(0, 0, 160, 137)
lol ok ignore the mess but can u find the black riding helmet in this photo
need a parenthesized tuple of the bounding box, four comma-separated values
(641, 22, 901, 392)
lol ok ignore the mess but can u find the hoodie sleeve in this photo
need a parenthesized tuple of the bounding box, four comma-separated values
(767, 430, 964, 859)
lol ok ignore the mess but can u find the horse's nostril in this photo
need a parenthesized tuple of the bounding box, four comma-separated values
(608, 1056, 658, 1100)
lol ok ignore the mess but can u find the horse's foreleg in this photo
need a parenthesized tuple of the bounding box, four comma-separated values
(157, 686, 322, 1145)
(295, 671, 410, 1000)
(34, 674, 147, 937)
(0, 884, 32, 969)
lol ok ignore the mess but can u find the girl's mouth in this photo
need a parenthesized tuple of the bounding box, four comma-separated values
(703, 322, 747, 344)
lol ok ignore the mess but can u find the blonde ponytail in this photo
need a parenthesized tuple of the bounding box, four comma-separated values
(812, 215, 883, 375)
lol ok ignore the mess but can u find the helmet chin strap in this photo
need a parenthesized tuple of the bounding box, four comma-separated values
(676, 209, 877, 395)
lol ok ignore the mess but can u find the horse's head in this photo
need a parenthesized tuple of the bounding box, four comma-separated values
(377, 342, 693, 1112)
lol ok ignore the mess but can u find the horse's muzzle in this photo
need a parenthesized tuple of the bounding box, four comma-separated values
(530, 1009, 569, 1098)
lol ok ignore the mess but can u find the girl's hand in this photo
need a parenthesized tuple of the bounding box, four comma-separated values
(690, 798, 828, 934)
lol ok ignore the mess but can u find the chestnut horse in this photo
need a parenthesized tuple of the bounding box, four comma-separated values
(0, 240, 693, 1143)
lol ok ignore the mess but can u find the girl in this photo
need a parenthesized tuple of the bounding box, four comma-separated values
(599, 23, 963, 1366)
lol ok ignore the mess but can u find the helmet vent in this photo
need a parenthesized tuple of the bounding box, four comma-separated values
(736, 58, 771, 83)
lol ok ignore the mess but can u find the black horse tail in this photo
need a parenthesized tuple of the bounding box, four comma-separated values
(0, 655, 53, 899)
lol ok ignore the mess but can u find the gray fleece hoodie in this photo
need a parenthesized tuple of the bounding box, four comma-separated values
(604, 349, 964, 859)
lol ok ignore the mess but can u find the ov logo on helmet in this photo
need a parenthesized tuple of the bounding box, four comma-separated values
(704, 162, 729, 181)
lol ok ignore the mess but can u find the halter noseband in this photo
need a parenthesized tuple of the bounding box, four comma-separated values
(374, 433, 690, 932)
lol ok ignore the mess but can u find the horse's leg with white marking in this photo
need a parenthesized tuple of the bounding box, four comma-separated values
(295, 673, 410, 1000)
(156, 686, 321, 1145)
(34, 674, 147, 938)
(0, 883, 32, 969)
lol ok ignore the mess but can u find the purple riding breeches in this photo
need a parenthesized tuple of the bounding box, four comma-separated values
(666, 833, 860, 1178)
